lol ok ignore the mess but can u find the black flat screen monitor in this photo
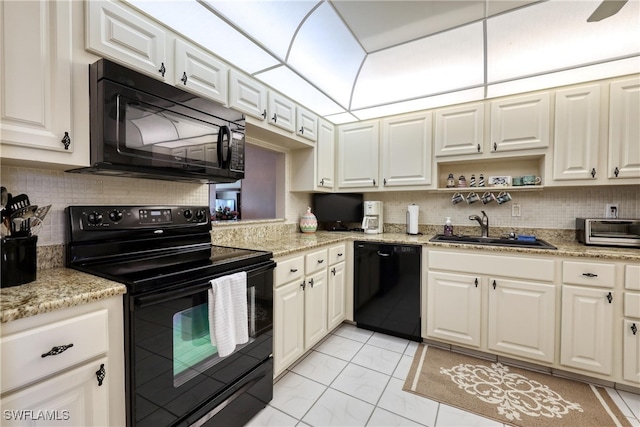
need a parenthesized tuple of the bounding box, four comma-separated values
(313, 193, 363, 231)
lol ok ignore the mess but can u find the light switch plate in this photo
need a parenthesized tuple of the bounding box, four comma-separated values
(511, 203, 521, 217)
(605, 204, 619, 218)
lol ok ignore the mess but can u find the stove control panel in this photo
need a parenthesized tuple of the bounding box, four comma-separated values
(68, 206, 210, 230)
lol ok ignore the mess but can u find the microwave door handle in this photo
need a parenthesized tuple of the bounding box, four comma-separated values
(217, 125, 231, 169)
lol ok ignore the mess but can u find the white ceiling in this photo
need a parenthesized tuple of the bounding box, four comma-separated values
(126, 0, 640, 123)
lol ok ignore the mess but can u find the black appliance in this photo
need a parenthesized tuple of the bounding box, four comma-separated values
(312, 193, 363, 231)
(67, 59, 245, 183)
(66, 205, 275, 427)
(354, 241, 421, 341)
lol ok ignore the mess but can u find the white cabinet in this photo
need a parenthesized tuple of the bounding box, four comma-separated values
(174, 39, 228, 105)
(327, 244, 347, 331)
(316, 120, 335, 189)
(435, 103, 484, 157)
(0, 0, 90, 168)
(608, 77, 640, 180)
(381, 112, 433, 188)
(426, 250, 556, 364)
(337, 121, 380, 189)
(296, 106, 318, 142)
(229, 69, 268, 120)
(0, 296, 125, 426)
(268, 92, 296, 133)
(490, 92, 550, 153)
(552, 85, 601, 181)
(86, 0, 167, 80)
(623, 264, 640, 384)
(290, 119, 335, 191)
(303, 248, 329, 349)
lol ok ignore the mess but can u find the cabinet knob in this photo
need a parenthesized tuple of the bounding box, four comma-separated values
(492, 279, 497, 290)
(41, 343, 74, 358)
(493, 142, 497, 151)
(606, 292, 613, 303)
(477, 143, 481, 153)
(319, 178, 325, 186)
(591, 168, 596, 178)
(261, 109, 267, 119)
(61, 132, 71, 150)
(96, 364, 106, 386)
(614, 167, 620, 177)
(299, 127, 304, 135)
(317, 259, 324, 264)
(272, 113, 277, 123)
(337, 253, 343, 257)
(383, 178, 387, 185)
(474, 278, 478, 288)
(158, 62, 166, 77)
(290, 268, 298, 273)
(632, 323, 638, 335)
(300, 280, 306, 290)
(331, 267, 336, 275)
(181, 72, 188, 85)
(309, 278, 314, 288)
(372, 179, 376, 186)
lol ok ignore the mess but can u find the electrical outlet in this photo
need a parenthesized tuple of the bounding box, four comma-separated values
(605, 204, 619, 218)
(511, 203, 521, 217)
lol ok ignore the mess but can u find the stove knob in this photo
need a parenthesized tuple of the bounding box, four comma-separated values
(183, 209, 193, 219)
(108, 210, 123, 222)
(87, 211, 103, 225)
(195, 209, 206, 221)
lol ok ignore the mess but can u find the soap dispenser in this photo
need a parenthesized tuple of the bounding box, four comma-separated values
(444, 217, 453, 236)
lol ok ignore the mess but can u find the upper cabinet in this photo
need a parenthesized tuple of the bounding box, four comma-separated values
(290, 119, 334, 192)
(229, 69, 267, 120)
(435, 103, 484, 157)
(608, 77, 640, 180)
(174, 40, 228, 105)
(0, 0, 90, 168)
(337, 121, 379, 189)
(267, 92, 296, 133)
(381, 112, 433, 188)
(296, 106, 318, 142)
(490, 92, 550, 153)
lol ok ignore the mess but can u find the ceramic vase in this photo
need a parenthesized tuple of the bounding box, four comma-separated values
(299, 207, 317, 233)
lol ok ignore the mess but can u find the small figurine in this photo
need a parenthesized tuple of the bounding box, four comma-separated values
(458, 175, 467, 188)
(469, 174, 476, 187)
(478, 174, 485, 187)
(446, 173, 456, 188)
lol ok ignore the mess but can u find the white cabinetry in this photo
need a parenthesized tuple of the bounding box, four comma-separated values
(0, 297, 125, 426)
(327, 244, 347, 330)
(229, 69, 267, 120)
(267, 92, 296, 133)
(490, 92, 550, 153)
(296, 106, 319, 142)
(0, 0, 90, 168)
(552, 85, 601, 181)
(303, 249, 329, 349)
(608, 77, 640, 180)
(290, 119, 335, 192)
(623, 264, 640, 385)
(435, 103, 484, 157)
(174, 39, 228, 105)
(381, 112, 433, 188)
(337, 121, 379, 189)
(560, 260, 615, 376)
(426, 250, 556, 364)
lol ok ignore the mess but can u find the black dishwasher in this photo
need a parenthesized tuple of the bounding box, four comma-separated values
(354, 241, 421, 341)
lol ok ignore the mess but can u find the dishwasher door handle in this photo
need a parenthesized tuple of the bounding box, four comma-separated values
(377, 251, 392, 257)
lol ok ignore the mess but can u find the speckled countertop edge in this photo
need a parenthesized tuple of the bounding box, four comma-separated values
(0, 269, 126, 323)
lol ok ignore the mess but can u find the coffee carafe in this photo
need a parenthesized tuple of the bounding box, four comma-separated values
(362, 201, 383, 234)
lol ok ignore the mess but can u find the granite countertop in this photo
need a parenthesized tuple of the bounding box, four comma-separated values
(0, 269, 126, 323)
(2, 231, 637, 324)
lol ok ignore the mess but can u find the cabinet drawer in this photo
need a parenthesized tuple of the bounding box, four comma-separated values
(1, 309, 109, 392)
(625, 292, 640, 318)
(305, 248, 328, 274)
(626, 265, 640, 291)
(562, 261, 615, 288)
(328, 244, 346, 265)
(274, 255, 304, 287)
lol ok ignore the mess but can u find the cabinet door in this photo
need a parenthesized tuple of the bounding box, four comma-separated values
(337, 121, 379, 189)
(304, 270, 328, 349)
(317, 120, 335, 189)
(1, 357, 109, 427)
(553, 85, 601, 181)
(490, 92, 550, 152)
(623, 319, 640, 384)
(86, 0, 167, 80)
(229, 69, 267, 120)
(426, 272, 481, 347)
(608, 77, 640, 180)
(273, 280, 305, 377)
(328, 262, 346, 331)
(381, 112, 432, 187)
(435, 103, 484, 157)
(560, 285, 613, 375)
(0, 0, 73, 154)
(268, 92, 296, 133)
(488, 278, 556, 363)
(296, 107, 318, 142)
(174, 39, 228, 105)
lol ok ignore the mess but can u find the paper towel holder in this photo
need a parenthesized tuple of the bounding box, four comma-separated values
(406, 204, 420, 235)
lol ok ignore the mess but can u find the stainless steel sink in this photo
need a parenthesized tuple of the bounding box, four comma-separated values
(429, 234, 557, 250)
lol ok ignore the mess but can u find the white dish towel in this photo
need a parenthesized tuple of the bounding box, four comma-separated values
(208, 271, 248, 357)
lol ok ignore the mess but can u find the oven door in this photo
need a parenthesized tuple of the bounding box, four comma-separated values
(126, 261, 274, 427)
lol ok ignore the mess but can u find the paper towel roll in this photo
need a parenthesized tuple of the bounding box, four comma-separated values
(406, 204, 419, 235)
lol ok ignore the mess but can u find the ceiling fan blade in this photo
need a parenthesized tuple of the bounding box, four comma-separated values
(587, 0, 628, 22)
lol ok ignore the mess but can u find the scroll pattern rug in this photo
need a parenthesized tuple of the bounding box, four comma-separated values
(403, 344, 632, 427)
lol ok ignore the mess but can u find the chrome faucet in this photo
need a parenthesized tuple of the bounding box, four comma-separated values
(469, 211, 489, 238)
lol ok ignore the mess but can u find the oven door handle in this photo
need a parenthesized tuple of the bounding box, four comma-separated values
(133, 260, 275, 308)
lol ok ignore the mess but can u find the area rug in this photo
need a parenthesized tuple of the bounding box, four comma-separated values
(403, 344, 632, 427)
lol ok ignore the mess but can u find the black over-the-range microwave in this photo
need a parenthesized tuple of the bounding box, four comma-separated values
(67, 59, 245, 183)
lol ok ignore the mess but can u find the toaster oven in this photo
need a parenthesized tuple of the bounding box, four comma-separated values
(576, 218, 640, 248)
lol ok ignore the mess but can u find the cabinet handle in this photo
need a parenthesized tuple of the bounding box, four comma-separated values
(158, 62, 166, 77)
(606, 292, 612, 303)
(474, 278, 478, 288)
(582, 272, 598, 278)
(614, 167, 620, 177)
(372, 179, 376, 186)
(261, 109, 267, 119)
(41, 343, 74, 358)
(300, 280, 306, 290)
(290, 268, 298, 273)
(477, 143, 481, 153)
(337, 253, 343, 257)
(309, 278, 314, 288)
(331, 267, 336, 275)
(492, 280, 497, 290)
(181, 72, 188, 85)
(319, 178, 325, 186)
(299, 127, 304, 135)
(272, 113, 277, 123)
(493, 142, 497, 151)
(632, 323, 638, 335)
(61, 132, 71, 150)
(591, 168, 596, 178)
(96, 364, 106, 386)
(317, 259, 324, 264)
